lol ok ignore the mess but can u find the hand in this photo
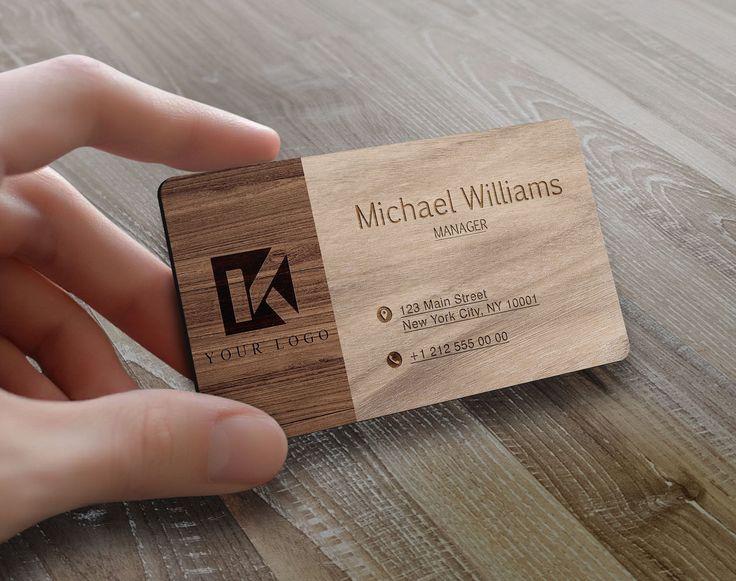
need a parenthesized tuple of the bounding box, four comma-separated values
(0, 55, 288, 541)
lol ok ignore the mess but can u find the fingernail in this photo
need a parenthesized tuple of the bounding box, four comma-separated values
(208, 415, 287, 485)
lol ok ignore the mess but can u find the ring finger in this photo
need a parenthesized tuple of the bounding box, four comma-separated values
(0, 258, 136, 399)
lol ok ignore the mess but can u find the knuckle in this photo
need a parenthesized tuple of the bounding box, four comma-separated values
(114, 402, 177, 497)
(44, 54, 108, 82)
(137, 403, 177, 473)
(0, 173, 61, 265)
(42, 55, 111, 129)
(9, 171, 60, 210)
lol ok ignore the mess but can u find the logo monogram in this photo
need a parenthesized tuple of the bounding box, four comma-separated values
(211, 248, 299, 336)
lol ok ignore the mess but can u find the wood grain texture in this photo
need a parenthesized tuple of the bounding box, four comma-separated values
(160, 159, 355, 436)
(0, 0, 734, 578)
(304, 120, 627, 419)
(162, 120, 627, 432)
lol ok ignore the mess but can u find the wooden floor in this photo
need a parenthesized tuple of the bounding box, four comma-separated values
(1, 0, 735, 578)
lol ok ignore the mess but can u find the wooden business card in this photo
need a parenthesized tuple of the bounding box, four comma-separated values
(159, 119, 628, 436)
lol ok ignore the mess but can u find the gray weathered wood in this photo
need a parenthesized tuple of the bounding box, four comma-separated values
(1, 0, 734, 578)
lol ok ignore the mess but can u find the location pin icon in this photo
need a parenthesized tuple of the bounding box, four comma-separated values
(377, 306, 393, 323)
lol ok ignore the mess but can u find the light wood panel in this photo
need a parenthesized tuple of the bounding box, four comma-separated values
(304, 120, 627, 419)
(0, 0, 734, 578)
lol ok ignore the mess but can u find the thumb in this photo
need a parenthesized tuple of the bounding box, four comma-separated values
(5, 389, 287, 534)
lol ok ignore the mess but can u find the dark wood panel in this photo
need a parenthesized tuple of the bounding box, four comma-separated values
(160, 159, 356, 436)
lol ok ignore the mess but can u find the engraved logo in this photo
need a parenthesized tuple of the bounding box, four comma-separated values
(211, 248, 299, 336)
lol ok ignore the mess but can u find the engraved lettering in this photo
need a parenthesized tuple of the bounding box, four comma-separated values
(356, 202, 379, 229)
(356, 178, 564, 230)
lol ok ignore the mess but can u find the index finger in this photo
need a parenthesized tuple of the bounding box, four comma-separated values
(0, 55, 280, 176)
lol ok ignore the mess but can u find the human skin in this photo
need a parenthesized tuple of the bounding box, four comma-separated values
(0, 55, 288, 541)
